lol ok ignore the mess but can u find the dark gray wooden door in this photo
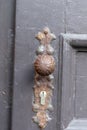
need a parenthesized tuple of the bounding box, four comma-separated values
(11, 1, 63, 130)
(0, 0, 15, 130)
(1, 0, 87, 130)
(59, 34, 87, 130)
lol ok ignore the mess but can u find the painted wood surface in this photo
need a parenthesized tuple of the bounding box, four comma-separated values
(1, 0, 87, 130)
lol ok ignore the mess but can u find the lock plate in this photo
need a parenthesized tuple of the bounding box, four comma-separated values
(32, 27, 56, 129)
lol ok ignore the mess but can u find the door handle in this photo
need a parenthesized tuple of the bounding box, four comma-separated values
(32, 27, 56, 129)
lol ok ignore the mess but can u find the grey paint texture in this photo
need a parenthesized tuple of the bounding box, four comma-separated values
(1, 0, 87, 130)
(0, 0, 15, 130)
(65, 0, 87, 33)
(60, 34, 87, 130)
(12, 0, 64, 130)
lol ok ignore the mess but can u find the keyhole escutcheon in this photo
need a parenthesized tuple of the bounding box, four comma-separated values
(40, 91, 47, 105)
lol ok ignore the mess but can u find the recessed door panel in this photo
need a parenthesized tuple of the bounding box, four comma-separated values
(60, 34, 87, 130)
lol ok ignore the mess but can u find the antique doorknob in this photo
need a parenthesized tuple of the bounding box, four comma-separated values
(34, 54, 55, 76)
(32, 27, 56, 129)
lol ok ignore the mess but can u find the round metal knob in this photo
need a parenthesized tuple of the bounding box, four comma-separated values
(34, 54, 55, 76)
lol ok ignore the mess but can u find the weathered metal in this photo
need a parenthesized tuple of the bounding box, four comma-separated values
(34, 54, 55, 76)
(32, 27, 56, 128)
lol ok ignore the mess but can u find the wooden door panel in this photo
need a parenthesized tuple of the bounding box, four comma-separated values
(60, 34, 87, 130)
(0, 0, 15, 130)
(12, 0, 64, 130)
(76, 52, 87, 118)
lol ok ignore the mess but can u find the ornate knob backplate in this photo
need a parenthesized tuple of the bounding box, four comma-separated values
(32, 27, 56, 129)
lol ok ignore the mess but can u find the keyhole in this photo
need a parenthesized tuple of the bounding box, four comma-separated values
(40, 91, 47, 105)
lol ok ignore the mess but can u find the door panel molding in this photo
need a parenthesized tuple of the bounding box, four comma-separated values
(59, 34, 87, 130)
